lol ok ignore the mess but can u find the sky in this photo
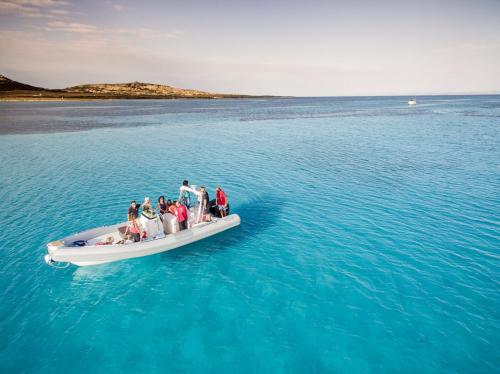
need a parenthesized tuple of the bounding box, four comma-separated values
(1, 0, 500, 96)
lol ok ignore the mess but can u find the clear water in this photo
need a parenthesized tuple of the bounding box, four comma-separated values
(0, 97, 499, 373)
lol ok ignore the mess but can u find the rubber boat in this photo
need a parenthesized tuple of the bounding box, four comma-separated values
(45, 185, 240, 267)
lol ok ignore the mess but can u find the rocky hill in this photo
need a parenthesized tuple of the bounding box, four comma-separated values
(65, 81, 219, 98)
(0, 74, 44, 91)
(0, 74, 258, 100)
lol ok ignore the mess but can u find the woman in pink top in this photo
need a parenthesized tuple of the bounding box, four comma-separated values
(125, 218, 143, 242)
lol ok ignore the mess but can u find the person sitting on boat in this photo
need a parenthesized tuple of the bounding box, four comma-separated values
(128, 200, 140, 221)
(180, 180, 191, 208)
(125, 218, 143, 242)
(167, 199, 176, 215)
(175, 201, 188, 230)
(216, 186, 228, 217)
(158, 196, 168, 215)
(96, 236, 114, 246)
(142, 197, 152, 214)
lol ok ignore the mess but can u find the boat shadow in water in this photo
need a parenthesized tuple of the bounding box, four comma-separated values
(160, 195, 283, 261)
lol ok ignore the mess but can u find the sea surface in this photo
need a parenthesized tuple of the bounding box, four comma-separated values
(0, 96, 499, 373)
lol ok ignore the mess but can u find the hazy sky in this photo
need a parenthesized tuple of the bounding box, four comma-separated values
(1, 0, 500, 95)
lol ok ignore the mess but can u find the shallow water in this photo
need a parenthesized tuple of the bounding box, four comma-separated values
(0, 96, 499, 372)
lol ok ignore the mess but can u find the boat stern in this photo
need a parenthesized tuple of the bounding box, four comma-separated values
(45, 240, 64, 266)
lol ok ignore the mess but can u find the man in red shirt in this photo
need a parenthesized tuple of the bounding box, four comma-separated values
(216, 186, 228, 217)
(175, 201, 188, 230)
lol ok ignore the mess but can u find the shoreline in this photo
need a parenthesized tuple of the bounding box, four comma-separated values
(0, 75, 273, 101)
(0, 94, 275, 102)
(0, 97, 106, 102)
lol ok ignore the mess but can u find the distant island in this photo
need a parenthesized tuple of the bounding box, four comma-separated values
(0, 74, 267, 101)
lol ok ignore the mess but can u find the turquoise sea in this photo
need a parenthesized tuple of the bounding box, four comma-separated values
(0, 96, 499, 373)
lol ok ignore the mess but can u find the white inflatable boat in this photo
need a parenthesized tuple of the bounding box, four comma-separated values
(45, 185, 240, 267)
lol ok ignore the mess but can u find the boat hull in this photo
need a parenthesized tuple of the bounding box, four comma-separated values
(47, 214, 240, 266)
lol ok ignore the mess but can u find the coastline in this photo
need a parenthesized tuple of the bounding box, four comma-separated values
(0, 93, 273, 102)
(0, 75, 274, 101)
(0, 97, 106, 102)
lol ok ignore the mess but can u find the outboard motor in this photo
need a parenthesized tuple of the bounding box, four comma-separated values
(44, 254, 54, 266)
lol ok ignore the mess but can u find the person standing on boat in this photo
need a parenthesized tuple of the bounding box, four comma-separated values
(180, 180, 192, 208)
(216, 186, 228, 217)
(200, 186, 210, 215)
(175, 201, 188, 230)
(128, 200, 140, 221)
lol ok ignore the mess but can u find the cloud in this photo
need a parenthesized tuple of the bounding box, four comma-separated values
(113, 27, 180, 39)
(45, 21, 98, 33)
(41, 19, 181, 39)
(0, 0, 69, 18)
(112, 4, 123, 12)
(49, 8, 69, 15)
(12, 0, 68, 5)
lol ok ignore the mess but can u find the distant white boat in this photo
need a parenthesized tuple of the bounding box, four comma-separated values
(408, 98, 417, 105)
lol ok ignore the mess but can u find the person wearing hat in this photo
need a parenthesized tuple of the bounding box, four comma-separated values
(142, 197, 152, 214)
